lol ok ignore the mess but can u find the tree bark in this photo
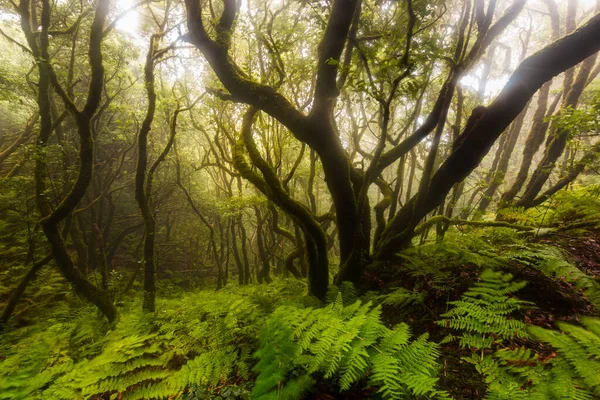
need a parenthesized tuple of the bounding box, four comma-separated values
(253, 206, 272, 284)
(233, 108, 328, 297)
(500, 82, 556, 204)
(135, 33, 160, 313)
(230, 218, 245, 285)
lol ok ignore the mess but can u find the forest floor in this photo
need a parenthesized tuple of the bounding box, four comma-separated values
(1, 222, 600, 399)
(368, 227, 600, 399)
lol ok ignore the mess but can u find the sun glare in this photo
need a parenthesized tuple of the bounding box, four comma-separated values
(115, 0, 140, 36)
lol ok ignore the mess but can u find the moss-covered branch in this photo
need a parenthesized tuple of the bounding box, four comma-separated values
(414, 215, 535, 235)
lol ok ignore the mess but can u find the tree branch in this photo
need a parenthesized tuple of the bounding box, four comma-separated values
(376, 12, 600, 259)
(311, 0, 360, 117)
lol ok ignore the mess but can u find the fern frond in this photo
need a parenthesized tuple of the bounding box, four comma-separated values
(253, 296, 447, 399)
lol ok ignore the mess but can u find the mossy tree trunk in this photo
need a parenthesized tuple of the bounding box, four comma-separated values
(134, 5, 183, 311)
(135, 32, 160, 313)
(253, 206, 272, 284)
(16, 0, 117, 322)
(230, 218, 245, 285)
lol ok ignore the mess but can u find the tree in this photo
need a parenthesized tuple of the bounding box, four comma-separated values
(183, 0, 600, 297)
(13, 0, 117, 321)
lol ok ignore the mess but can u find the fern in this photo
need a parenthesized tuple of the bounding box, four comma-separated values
(437, 269, 537, 399)
(528, 317, 600, 398)
(439, 270, 600, 399)
(325, 280, 358, 306)
(0, 281, 304, 399)
(400, 240, 504, 284)
(253, 293, 449, 399)
(482, 320, 600, 400)
(505, 243, 600, 306)
(438, 269, 532, 348)
(0, 307, 96, 400)
(375, 286, 425, 309)
(251, 314, 313, 400)
(546, 184, 600, 227)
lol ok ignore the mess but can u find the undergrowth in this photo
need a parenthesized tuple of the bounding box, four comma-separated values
(0, 282, 306, 399)
(0, 280, 451, 399)
(394, 222, 600, 311)
(439, 270, 600, 399)
(2, 191, 600, 399)
(496, 183, 600, 228)
(253, 291, 449, 399)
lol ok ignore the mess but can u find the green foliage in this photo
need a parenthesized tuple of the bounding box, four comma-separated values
(325, 280, 358, 305)
(480, 317, 600, 400)
(405, 239, 501, 271)
(251, 313, 314, 400)
(2, 220, 599, 399)
(438, 269, 532, 350)
(253, 293, 449, 399)
(374, 286, 425, 309)
(498, 183, 600, 229)
(505, 243, 600, 306)
(437, 270, 536, 399)
(0, 176, 37, 262)
(549, 89, 600, 142)
(528, 317, 600, 398)
(545, 184, 600, 227)
(439, 270, 600, 399)
(0, 306, 100, 399)
(403, 215, 600, 308)
(0, 281, 304, 399)
(1, 280, 449, 399)
(0, 266, 73, 324)
(218, 195, 266, 217)
(398, 238, 504, 290)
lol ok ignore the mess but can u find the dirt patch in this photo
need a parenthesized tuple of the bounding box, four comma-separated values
(508, 263, 591, 321)
(542, 231, 600, 278)
(439, 346, 487, 399)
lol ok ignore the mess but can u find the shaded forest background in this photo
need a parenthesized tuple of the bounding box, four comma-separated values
(1, 0, 600, 398)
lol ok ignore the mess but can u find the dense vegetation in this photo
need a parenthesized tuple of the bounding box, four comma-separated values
(1, 0, 600, 398)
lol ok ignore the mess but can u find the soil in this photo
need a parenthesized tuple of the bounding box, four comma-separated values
(363, 229, 600, 399)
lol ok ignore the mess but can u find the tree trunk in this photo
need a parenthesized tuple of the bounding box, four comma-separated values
(477, 102, 530, 213)
(93, 223, 109, 291)
(0, 254, 52, 327)
(253, 206, 272, 284)
(20, 0, 117, 322)
(516, 52, 598, 208)
(233, 108, 329, 298)
(500, 82, 556, 204)
(230, 218, 245, 285)
(238, 214, 251, 285)
(135, 34, 159, 313)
